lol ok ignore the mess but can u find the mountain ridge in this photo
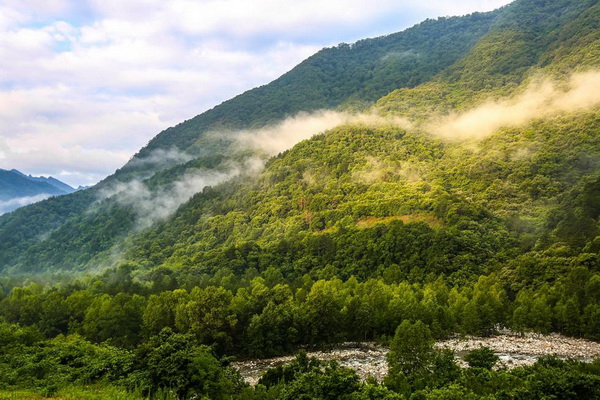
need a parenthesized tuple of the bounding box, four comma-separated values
(8, 169, 76, 193)
(0, 1, 599, 397)
(0, 0, 598, 277)
(0, 7, 506, 272)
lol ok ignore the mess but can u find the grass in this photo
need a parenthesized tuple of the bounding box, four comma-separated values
(0, 386, 145, 400)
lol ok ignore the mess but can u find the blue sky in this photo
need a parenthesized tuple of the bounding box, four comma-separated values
(0, 0, 513, 187)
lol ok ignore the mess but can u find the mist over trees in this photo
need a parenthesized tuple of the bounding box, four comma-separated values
(0, 0, 599, 398)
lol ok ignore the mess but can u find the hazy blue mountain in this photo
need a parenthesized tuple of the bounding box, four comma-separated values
(10, 169, 76, 194)
(0, 169, 75, 215)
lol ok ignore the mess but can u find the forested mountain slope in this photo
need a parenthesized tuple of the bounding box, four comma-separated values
(0, 8, 502, 273)
(133, 11, 499, 160)
(0, 0, 598, 277)
(119, 108, 600, 285)
(1, 0, 600, 398)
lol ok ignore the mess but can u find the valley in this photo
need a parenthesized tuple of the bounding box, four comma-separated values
(0, 0, 598, 398)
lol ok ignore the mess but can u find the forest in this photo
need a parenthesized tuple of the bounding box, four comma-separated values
(0, 0, 599, 398)
(1, 263, 599, 399)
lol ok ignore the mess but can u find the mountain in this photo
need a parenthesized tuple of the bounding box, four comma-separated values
(0, 8, 503, 272)
(0, 169, 75, 215)
(129, 11, 498, 162)
(10, 169, 76, 194)
(0, 0, 599, 397)
(0, 0, 597, 277)
(0, 169, 72, 200)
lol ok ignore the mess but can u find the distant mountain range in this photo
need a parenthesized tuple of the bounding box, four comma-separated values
(0, 169, 77, 214)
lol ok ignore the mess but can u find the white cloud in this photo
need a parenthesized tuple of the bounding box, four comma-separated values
(236, 110, 411, 156)
(0, 193, 54, 215)
(100, 157, 264, 229)
(126, 148, 193, 170)
(2, 0, 70, 19)
(430, 71, 600, 140)
(0, 6, 25, 30)
(0, 0, 514, 186)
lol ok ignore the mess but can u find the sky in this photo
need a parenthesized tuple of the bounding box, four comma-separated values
(0, 0, 513, 187)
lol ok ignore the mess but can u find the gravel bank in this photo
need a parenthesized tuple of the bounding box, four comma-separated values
(231, 343, 388, 385)
(232, 332, 600, 385)
(436, 331, 600, 368)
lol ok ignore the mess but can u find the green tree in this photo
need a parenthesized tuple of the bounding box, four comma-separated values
(463, 346, 499, 370)
(38, 291, 69, 337)
(302, 279, 348, 345)
(247, 300, 298, 357)
(385, 320, 435, 393)
(175, 286, 237, 353)
(131, 328, 237, 399)
(142, 289, 188, 337)
(82, 293, 145, 347)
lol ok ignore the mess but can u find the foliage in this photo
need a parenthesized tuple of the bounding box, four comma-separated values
(0, 0, 598, 398)
(129, 328, 239, 399)
(0, 0, 598, 277)
(463, 346, 499, 370)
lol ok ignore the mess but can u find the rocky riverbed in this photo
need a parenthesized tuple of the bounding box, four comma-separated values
(231, 332, 600, 385)
(436, 331, 600, 368)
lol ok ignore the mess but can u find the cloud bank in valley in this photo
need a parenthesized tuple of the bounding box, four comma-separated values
(236, 110, 412, 156)
(99, 157, 263, 229)
(96, 110, 411, 228)
(125, 148, 194, 170)
(0, 193, 53, 215)
(92, 68, 600, 229)
(430, 71, 600, 140)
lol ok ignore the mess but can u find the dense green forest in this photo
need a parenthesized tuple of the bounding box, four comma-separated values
(3, 255, 594, 400)
(0, 9, 502, 273)
(0, 0, 599, 398)
(1, 0, 598, 275)
(1, 266, 599, 398)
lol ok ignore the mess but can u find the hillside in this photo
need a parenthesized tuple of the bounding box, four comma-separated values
(0, 0, 599, 398)
(116, 107, 599, 285)
(0, 7, 503, 273)
(130, 11, 499, 162)
(0, 0, 597, 275)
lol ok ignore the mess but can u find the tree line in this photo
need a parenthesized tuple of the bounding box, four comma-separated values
(1, 262, 598, 358)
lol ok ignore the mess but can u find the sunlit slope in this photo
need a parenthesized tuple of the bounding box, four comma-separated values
(375, 0, 600, 118)
(0, 10, 502, 273)
(118, 0, 600, 279)
(118, 106, 599, 282)
(0, 0, 598, 275)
